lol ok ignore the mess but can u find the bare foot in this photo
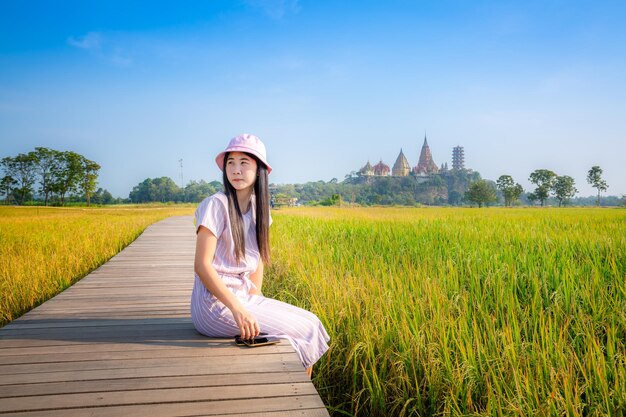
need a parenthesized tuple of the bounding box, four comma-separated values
(306, 367, 313, 378)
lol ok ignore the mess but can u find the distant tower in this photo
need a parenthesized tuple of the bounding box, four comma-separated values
(413, 134, 439, 175)
(392, 149, 411, 176)
(373, 159, 390, 176)
(452, 146, 465, 170)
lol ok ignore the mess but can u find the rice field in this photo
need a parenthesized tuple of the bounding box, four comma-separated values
(1, 205, 624, 416)
(264, 207, 626, 416)
(0, 205, 194, 326)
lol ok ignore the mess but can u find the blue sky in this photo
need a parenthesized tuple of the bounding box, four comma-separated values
(1, 0, 625, 198)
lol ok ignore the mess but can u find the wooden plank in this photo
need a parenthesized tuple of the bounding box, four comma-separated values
(3, 317, 192, 330)
(0, 333, 211, 349)
(0, 339, 284, 357)
(0, 382, 319, 412)
(0, 215, 329, 416)
(0, 344, 295, 365)
(0, 372, 310, 398)
(0, 325, 202, 339)
(2, 395, 327, 417)
(0, 357, 304, 385)
(0, 352, 297, 375)
(13, 312, 190, 321)
(20, 306, 191, 313)
(228, 410, 330, 417)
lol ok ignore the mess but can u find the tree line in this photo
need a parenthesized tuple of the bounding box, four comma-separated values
(2, 148, 615, 208)
(270, 166, 618, 208)
(125, 166, 615, 207)
(128, 177, 222, 203)
(464, 166, 610, 208)
(1, 147, 101, 206)
(271, 169, 480, 206)
(126, 171, 475, 207)
(0, 145, 224, 206)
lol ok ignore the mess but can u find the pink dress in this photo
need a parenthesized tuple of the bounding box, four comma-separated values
(190, 192, 330, 368)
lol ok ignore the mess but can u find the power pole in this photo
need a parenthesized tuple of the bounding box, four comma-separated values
(179, 159, 185, 202)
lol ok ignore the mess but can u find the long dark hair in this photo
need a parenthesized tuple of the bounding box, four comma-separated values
(222, 152, 271, 264)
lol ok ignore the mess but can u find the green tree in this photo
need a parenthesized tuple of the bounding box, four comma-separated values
(130, 178, 153, 203)
(1, 154, 37, 205)
(272, 193, 291, 208)
(496, 175, 524, 207)
(153, 177, 180, 202)
(344, 171, 359, 183)
(79, 157, 101, 206)
(184, 180, 221, 203)
(101, 189, 114, 204)
(92, 188, 114, 205)
(51, 151, 83, 205)
(448, 190, 463, 205)
(464, 180, 497, 208)
(528, 169, 557, 207)
(443, 169, 481, 205)
(552, 175, 578, 207)
(321, 193, 342, 206)
(586, 166, 608, 206)
(0, 175, 17, 204)
(31, 147, 61, 206)
(129, 177, 182, 203)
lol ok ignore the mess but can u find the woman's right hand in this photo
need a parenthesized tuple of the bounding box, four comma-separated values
(231, 306, 260, 340)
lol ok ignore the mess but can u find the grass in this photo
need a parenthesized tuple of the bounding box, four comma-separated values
(0, 205, 194, 326)
(264, 207, 626, 416)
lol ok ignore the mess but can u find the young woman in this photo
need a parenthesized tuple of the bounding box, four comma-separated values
(191, 133, 330, 377)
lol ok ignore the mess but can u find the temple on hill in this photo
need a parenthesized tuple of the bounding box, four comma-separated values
(412, 136, 439, 176)
(359, 159, 390, 177)
(357, 135, 465, 178)
(392, 149, 411, 176)
(373, 160, 390, 176)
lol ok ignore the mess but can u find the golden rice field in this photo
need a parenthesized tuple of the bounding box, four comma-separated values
(1, 205, 624, 416)
(0, 205, 194, 326)
(264, 207, 626, 417)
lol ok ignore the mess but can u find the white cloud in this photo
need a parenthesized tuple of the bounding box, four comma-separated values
(67, 32, 102, 50)
(67, 32, 132, 67)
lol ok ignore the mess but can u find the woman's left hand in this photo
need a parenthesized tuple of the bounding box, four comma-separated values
(231, 305, 260, 340)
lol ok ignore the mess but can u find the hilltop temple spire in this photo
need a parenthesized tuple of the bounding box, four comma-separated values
(413, 133, 439, 175)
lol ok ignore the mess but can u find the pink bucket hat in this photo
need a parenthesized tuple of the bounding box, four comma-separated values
(215, 133, 272, 174)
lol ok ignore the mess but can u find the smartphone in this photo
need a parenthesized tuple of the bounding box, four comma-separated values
(234, 334, 280, 347)
(234, 332, 266, 345)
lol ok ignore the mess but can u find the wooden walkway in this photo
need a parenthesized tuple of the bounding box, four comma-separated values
(0, 216, 329, 416)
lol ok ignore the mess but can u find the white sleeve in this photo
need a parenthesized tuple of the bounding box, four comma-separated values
(195, 197, 227, 237)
